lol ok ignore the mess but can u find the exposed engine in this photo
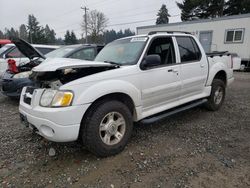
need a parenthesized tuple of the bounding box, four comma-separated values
(29, 66, 117, 89)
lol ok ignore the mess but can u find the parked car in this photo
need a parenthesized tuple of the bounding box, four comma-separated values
(0, 39, 12, 48)
(0, 38, 104, 98)
(19, 31, 234, 157)
(0, 43, 59, 76)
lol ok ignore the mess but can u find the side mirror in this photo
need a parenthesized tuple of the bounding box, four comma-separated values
(3, 54, 7, 59)
(141, 54, 161, 70)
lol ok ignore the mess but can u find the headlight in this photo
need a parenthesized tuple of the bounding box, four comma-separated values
(13, 71, 32, 79)
(40, 89, 73, 107)
(40, 89, 57, 107)
(51, 91, 74, 107)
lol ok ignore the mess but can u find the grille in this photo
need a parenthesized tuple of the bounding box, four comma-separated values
(23, 87, 36, 105)
(26, 87, 35, 95)
(23, 95, 32, 105)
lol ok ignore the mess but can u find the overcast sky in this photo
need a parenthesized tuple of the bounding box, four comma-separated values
(0, 0, 182, 38)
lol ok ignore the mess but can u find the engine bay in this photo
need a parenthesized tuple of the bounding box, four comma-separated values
(29, 66, 118, 89)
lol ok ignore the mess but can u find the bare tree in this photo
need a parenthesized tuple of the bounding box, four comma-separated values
(81, 10, 108, 43)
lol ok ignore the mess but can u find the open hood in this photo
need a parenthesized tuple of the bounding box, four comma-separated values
(33, 58, 116, 72)
(11, 38, 45, 60)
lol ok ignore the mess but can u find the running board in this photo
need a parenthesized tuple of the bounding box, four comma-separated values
(140, 99, 207, 124)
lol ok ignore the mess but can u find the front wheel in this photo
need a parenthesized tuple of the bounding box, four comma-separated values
(81, 100, 133, 157)
(205, 79, 226, 111)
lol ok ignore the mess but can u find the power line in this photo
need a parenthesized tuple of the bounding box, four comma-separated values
(107, 19, 156, 27)
(40, 0, 179, 25)
(53, 5, 180, 33)
(39, 7, 81, 23)
(56, 18, 157, 34)
(55, 12, 181, 35)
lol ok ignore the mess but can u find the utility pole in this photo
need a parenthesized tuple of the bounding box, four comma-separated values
(81, 6, 89, 44)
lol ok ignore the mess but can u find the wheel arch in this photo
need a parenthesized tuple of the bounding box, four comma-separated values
(213, 70, 227, 85)
(80, 92, 139, 125)
(207, 65, 228, 86)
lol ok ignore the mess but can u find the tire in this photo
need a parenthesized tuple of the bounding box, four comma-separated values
(81, 100, 133, 157)
(205, 79, 226, 111)
(240, 64, 245, 71)
(8, 96, 20, 101)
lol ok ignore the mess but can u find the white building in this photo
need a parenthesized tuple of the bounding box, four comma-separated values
(137, 14, 250, 65)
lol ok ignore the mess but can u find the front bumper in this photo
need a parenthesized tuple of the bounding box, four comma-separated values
(19, 87, 91, 142)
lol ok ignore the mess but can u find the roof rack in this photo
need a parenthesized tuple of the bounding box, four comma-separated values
(148, 31, 191, 35)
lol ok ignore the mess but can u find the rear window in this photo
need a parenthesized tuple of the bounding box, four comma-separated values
(6, 47, 25, 58)
(176, 36, 201, 63)
(0, 45, 13, 57)
(36, 47, 56, 55)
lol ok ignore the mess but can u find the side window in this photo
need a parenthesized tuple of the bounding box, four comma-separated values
(69, 48, 95, 60)
(6, 47, 25, 58)
(176, 36, 201, 63)
(36, 47, 55, 55)
(147, 37, 176, 65)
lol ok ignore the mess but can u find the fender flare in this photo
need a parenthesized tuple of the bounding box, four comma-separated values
(206, 62, 227, 86)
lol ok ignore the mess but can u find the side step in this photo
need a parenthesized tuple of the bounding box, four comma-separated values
(140, 99, 207, 124)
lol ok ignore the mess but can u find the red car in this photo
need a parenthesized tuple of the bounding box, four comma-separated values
(0, 39, 12, 48)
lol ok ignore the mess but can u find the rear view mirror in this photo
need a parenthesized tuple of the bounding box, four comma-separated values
(141, 54, 161, 70)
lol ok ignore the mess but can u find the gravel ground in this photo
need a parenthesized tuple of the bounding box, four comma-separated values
(0, 72, 250, 188)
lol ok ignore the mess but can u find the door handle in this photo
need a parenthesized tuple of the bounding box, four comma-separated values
(167, 69, 178, 74)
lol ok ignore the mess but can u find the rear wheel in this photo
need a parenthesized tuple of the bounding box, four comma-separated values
(240, 64, 245, 71)
(205, 79, 226, 111)
(81, 100, 133, 157)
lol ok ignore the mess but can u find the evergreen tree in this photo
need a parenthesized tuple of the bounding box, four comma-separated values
(103, 29, 135, 44)
(177, 0, 205, 21)
(19, 24, 28, 41)
(177, 0, 226, 21)
(64, 30, 71, 45)
(206, 0, 225, 18)
(55, 37, 64, 45)
(124, 29, 135, 36)
(224, 0, 250, 15)
(70, 31, 77, 44)
(5, 27, 19, 39)
(0, 30, 5, 38)
(156, 4, 171, 24)
(44, 25, 56, 44)
(27, 14, 44, 43)
(64, 30, 78, 44)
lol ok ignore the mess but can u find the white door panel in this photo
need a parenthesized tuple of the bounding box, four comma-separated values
(174, 36, 209, 100)
(180, 62, 207, 98)
(140, 65, 181, 112)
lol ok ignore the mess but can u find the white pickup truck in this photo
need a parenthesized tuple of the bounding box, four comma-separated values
(19, 31, 234, 157)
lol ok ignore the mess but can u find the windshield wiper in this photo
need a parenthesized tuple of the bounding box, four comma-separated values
(103, 61, 120, 66)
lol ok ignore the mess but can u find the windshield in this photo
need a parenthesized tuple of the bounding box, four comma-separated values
(45, 46, 77, 58)
(95, 37, 148, 65)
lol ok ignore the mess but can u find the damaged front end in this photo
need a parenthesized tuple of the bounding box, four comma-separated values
(29, 61, 119, 89)
(21, 61, 118, 108)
